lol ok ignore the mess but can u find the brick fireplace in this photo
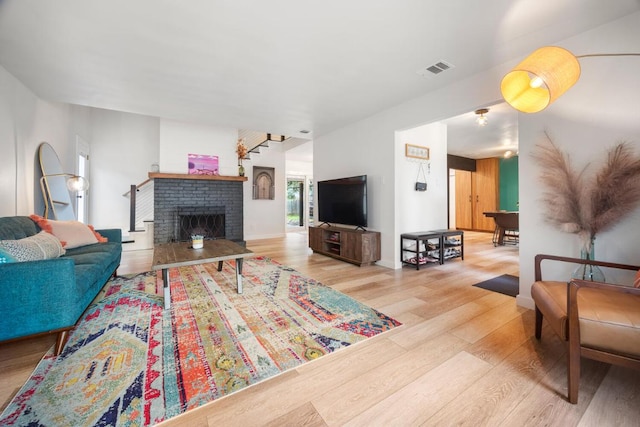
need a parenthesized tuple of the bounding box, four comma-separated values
(151, 173, 246, 244)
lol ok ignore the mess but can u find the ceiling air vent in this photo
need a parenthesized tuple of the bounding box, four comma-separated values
(417, 60, 455, 78)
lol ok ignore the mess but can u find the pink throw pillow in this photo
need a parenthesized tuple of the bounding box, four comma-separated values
(30, 214, 107, 249)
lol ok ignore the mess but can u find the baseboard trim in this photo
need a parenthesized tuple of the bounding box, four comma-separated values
(245, 232, 287, 241)
(516, 294, 535, 310)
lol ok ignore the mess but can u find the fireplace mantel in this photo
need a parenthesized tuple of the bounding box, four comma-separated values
(149, 172, 248, 182)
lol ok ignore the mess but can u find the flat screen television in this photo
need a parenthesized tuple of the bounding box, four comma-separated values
(317, 175, 367, 229)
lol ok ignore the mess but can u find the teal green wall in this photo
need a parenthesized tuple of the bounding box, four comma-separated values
(499, 156, 519, 211)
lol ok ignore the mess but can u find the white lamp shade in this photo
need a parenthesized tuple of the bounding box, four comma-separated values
(66, 175, 90, 192)
(501, 46, 581, 113)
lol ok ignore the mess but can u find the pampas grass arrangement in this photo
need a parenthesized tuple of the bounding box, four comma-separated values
(532, 133, 640, 254)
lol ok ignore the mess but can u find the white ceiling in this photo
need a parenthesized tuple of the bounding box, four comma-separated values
(444, 101, 519, 159)
(1, 0, 638, 157)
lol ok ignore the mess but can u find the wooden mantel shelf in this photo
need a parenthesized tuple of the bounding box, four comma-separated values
(148, 172, 248, 182)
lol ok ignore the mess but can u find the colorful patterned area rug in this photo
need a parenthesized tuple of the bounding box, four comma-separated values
(0, 256, 401, 426)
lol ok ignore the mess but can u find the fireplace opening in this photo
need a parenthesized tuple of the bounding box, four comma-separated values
(175, 206, 225, 241)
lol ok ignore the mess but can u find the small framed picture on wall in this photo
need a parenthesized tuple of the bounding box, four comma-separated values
(188, 153, 219, 175)
(405, 144, 429, 160)
(253, 166, 275, 200)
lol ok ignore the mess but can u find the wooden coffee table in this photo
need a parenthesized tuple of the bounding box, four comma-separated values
(152, 239, 254, 309)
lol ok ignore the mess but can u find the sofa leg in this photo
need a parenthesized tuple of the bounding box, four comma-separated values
(55, 330, 70, 356)
(535, 306, 543, 340)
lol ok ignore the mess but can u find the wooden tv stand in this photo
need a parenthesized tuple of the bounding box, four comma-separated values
(309, 226, 381, 266)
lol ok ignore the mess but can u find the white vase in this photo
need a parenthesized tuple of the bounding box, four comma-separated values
(192, 237, 204, 249)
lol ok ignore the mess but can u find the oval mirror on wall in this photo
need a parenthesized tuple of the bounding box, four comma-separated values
(38, 142, 77, 220)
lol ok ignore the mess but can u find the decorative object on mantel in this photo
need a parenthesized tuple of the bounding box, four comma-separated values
(188, 153, 219, 176)
(532, 133, 640, 280)
(237, 138, 248, 177)
(148, 172, 247, 182)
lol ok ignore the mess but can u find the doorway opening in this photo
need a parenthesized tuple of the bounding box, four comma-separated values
(75, 136, 90, 224)
(286, 177, 305, 230)
(285, 176, 314, 232)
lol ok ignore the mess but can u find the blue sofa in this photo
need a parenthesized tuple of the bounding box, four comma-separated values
(0, 216, 122, 354)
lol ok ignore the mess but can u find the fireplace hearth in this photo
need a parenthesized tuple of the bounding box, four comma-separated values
(152, 175, 244, 244)
(176, 207, 225, 241)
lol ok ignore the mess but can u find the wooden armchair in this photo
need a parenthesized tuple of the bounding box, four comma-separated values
(532, 254, 640, 403)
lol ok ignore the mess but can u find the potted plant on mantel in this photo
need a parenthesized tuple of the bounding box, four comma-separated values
(532, 133, 640, 280)
(236, 139, 248, 177)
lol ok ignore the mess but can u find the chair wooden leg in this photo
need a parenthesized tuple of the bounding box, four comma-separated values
(54, 330, 70, 356)
(568, 346, 580, 404)
(534, 306, 543, 340)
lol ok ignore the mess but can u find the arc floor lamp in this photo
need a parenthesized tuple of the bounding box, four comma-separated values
(40, 173, 90, 219)
(501, 46, 640, 113)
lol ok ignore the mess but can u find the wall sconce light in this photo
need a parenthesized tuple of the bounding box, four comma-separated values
(40, 173, 90, 218)
(475, 108, 489, 126)
(501, 46, 640, 113)
(504, 150, 514, 159)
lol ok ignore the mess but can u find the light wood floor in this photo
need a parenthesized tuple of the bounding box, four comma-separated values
(2, 231, 639, 426)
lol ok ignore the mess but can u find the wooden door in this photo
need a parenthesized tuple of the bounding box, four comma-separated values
(454, 170, 473, 229)
(472, 158, 499, 231)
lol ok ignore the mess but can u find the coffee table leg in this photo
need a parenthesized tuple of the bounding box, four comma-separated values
(236, 258, 243, 294)
(217, 260, 223, 271)
(163, 268, 170, 309)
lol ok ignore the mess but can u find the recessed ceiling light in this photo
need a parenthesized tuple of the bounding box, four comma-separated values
(300, 130, 311, 134)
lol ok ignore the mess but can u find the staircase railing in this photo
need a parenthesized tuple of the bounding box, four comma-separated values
(242, 133, 287, 160)
(123, 179, 154, 232)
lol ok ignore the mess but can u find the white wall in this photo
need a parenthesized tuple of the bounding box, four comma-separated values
(158, 119, 286, 241)
(0, 65, 90, 218)
(0, 71, 161, 229)
(0, 79, 290, 236)
(89, 108, 160, 228)
(395, 122, 449, 266)
(313, 117, 400, 267)
(4, 11, 639, 295)
(315, 12, 640, 302)
(314, 70, 502, 268)
(286, 159, 313, 177)
(244, 144, 287, 240)
(159, 119, 236, 175)
(516, 12, 640, 307)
